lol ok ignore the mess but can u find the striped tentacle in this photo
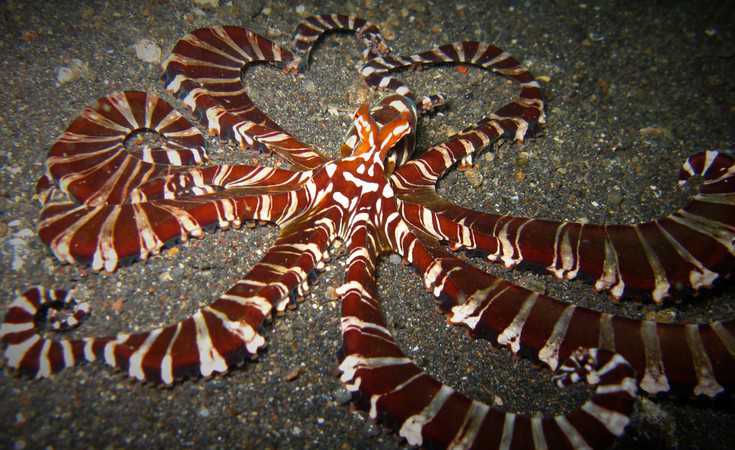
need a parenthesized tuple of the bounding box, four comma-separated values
(380, 42, 544, 185)
(1, 204, 337, 383)
(396, 226, 735, 398)
(41, 91, 207, 207)
(362, 40, 544, 123)
(161, 25, 325, 170)
(390, 122, 506, 195)
(38, 182, 307, 271)
(339, 223, 636, 448)
(398, 196, 497, 253)
(129, 163, 310, 203)
(416, 150, 735, 302)
(292, 14, 391, 69)
(1, 288, 92, 379)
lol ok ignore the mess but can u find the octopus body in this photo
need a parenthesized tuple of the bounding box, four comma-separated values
(2, 14, 734, 450)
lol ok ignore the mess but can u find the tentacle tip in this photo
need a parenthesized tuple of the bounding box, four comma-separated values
(284, 57, 306, 75)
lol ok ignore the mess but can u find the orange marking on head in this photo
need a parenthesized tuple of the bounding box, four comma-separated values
(351, 103, 379, 156)
(378, 115, 412, 160)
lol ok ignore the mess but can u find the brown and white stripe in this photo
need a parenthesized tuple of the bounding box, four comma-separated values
(338, 225, 636, 449)
(394, 230, 735, 398)
(292, 14, 391, 66)
(42, 91, 206, 207)
(406, 150, 735, 303)
(162, 26, 325, 169)
(3, 13, 734, 450)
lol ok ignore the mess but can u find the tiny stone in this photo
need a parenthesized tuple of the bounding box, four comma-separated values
(285, 367, 302, 381)
(134, 38, 162, 64)
(233, 0, 265, 18)
(639, 126, 671, 139)
(56, 59, 92, 85)
(303, 79, 317, 93)
(388, 253, 402, 265)
(159, 271, 173, 282)
(606, 190, 623, 207)
(292, 426, 302, 437)
(57, 66, 80, 84)
(464, 167, 483, 187)
(363, 422, 380, 437)
(515, 151, 530, 167)
(334, 388, 352, 404)
(645, 309, 677, 323)
(198, 407, 210, 417)
(326, 286, 339, 300)
(193, 0, 219, 8)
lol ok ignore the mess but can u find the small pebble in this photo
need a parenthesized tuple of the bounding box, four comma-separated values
(639, 126, 671, 139)
(303, 79, 317, 93)
(285, 367, 302, 381)
(363, 422, 380, 437)
(193, 0, 219, 8)
(134, 38, 162, 64)
(292, 426, 302, 437)
(464, 167, 483, 187)
(159, 271, 173, 282)
(56, 59, 92, 85)
(21, 31, 39, 43)
(645, 309, 677, 323)
(515, 151, 530, 167)
(326, 286, 339, 300)
(388, 253, 402, 265)
(57, 66, 80, 84)
(198, 407, 210, 417)
(607, 190, 623, 207)
(334, 389, 352, 405)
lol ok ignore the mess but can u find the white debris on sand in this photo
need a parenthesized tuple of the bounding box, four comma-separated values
(56, 58, 91, 85)
(134, 38, 162, 64)
(4, 227, 35, 271)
